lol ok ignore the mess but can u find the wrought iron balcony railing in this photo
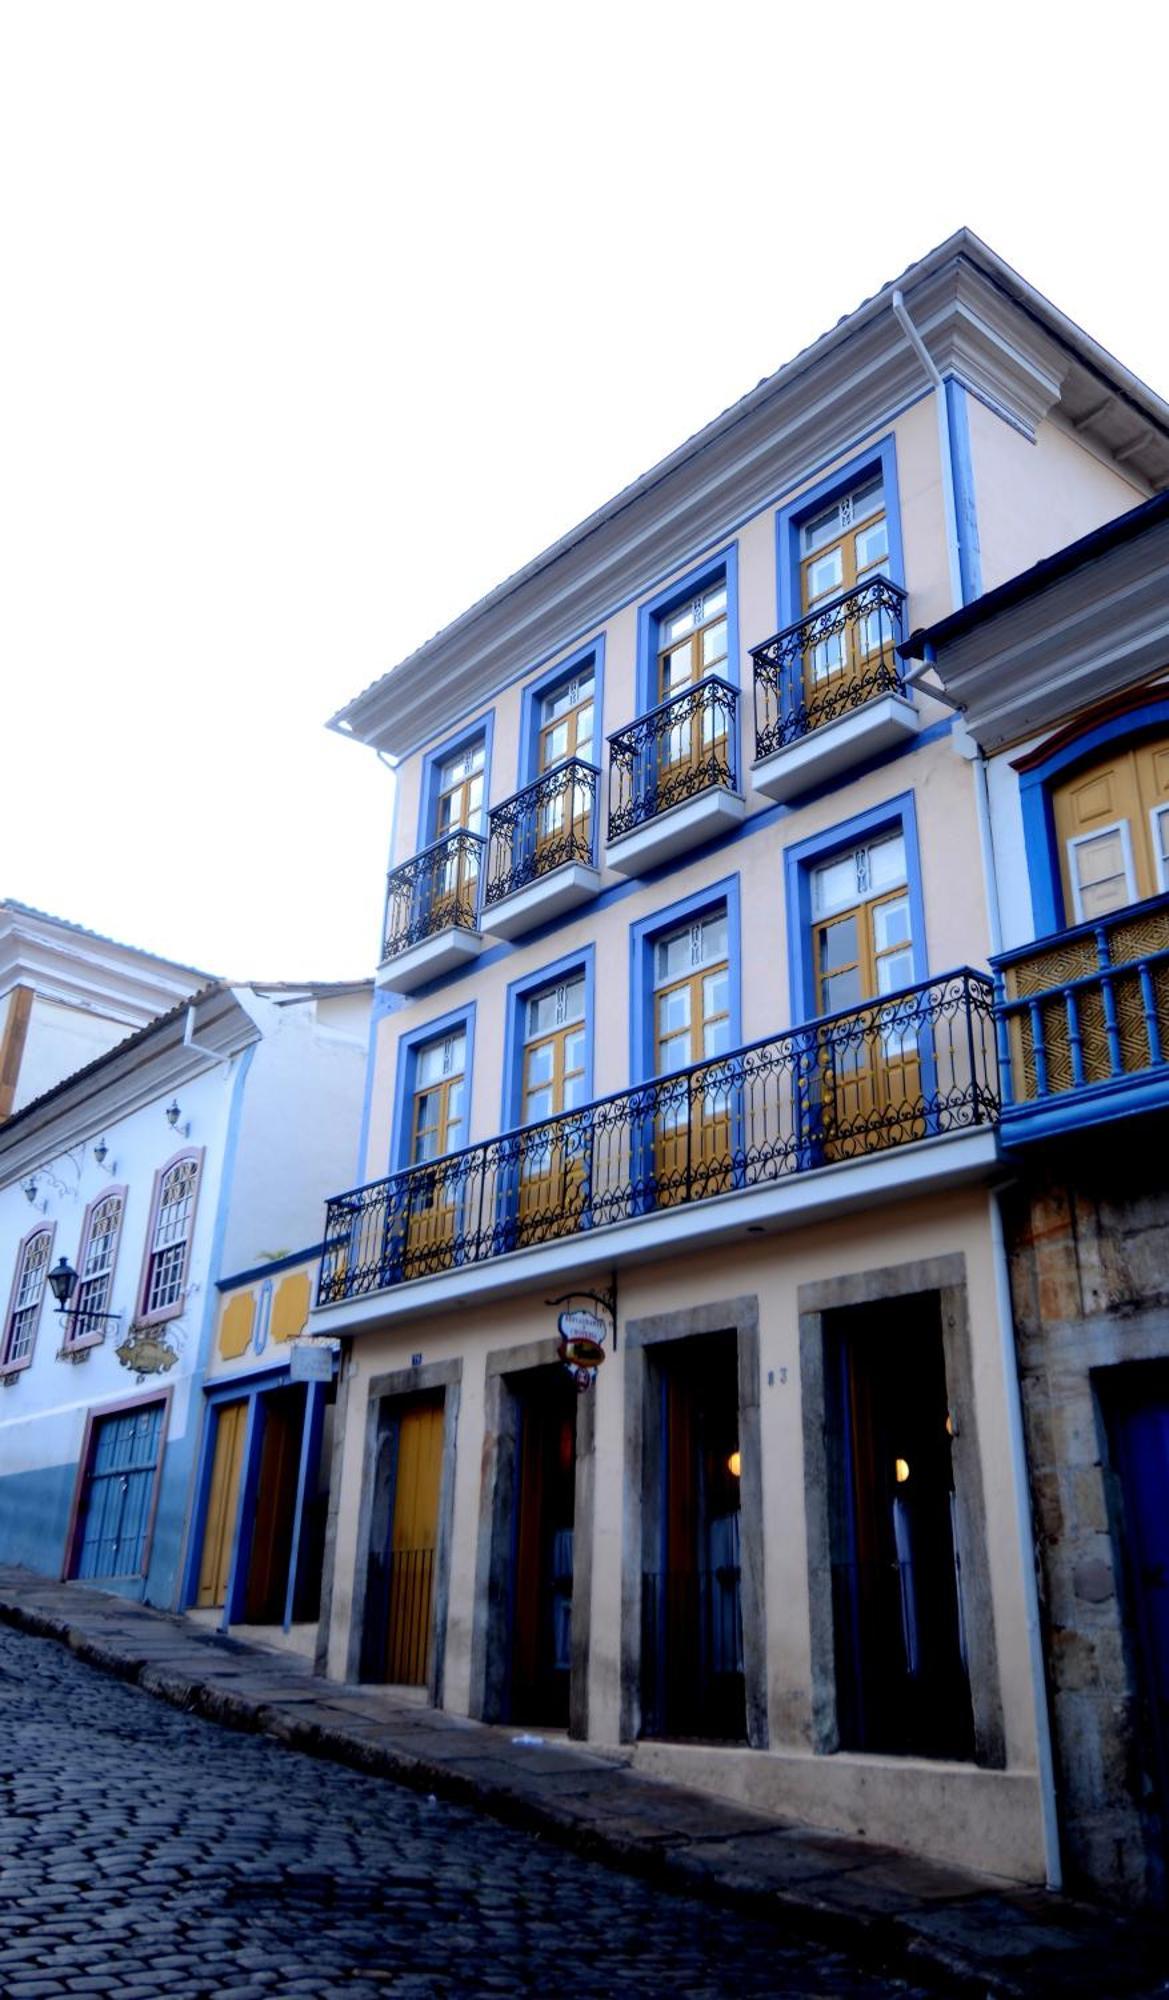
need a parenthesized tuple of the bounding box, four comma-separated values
(382, 828, 486, 962)
(751, 577, 908, 759)
(608, 676, 740, 842)
(318, 969, 997, 1305)
(994, 892, 1169, 1112)
(482, 759, 599, 910)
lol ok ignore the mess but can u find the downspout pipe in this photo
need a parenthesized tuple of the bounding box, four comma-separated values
(988, 1185, 1063, 1891)
(891, 290, 964, 615)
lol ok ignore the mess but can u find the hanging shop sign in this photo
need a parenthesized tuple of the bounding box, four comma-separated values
(555, 1297, 613, 1393)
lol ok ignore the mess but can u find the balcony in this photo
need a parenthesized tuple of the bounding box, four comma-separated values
(317, 970, 998, 1313)
(994, 893, 1169, 1144)
(750, 578, 919, 802)
(481, 759, 602, 940)
(376, 829, 487, 994)
(606, 676, 745, 875)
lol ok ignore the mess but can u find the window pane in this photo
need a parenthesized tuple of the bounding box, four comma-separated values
(659, 1031, 691, 1075)
(855, 520, 888, 572)
(877, 948, 914, 995)
(565, 1029, 586, 1072)
(812, 854, 859, 917)
(807, 548, 843, 601)
(702, 913, 728, 963)
(874, 896, 911, 952)
(658, 986, 691, 1035)
(526, 1042, 554, 1087)
(544, 720, 569, 766)
(526, 1087, 554, 1123)
(1076, 828, 1126, 888)
(802, 502, 842, 554)
(656, 931, 691, 984)
(704, 1017, 731, 1058)
(662, 603, 696, 645)
(661, 641, 694, 692)
(704, 970, 729, 1019)
(823, 966, 863, 1012)
(819, 915, 858, 974)
(702, 619, 727, 669)
(869, 834, 907, 892)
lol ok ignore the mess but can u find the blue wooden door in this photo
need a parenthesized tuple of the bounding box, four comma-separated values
(75, 1404, 165, 1580)
(1111, 1389, 1169, 1829)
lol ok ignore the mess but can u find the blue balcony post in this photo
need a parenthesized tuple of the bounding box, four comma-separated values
(1027, 999, 1049, 1099)
(1065, 988, 1086, 1089)
(1096, 924, 1123, 1077)
(1138, 961, 1163, 1067)
(992, 969, 1015, 1105)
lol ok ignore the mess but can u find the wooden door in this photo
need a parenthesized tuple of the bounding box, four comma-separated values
(799, 477, 888, 711)
(811, 837, 919, 1159)
(1107, 1379, 1169, 1851)
(403, 1032, 466, 1276)
(656, 584, 728, 798)
(510, 1370, 576, 1726)
(518, 975, 587, 1241)
(196, 1400, 247, 1609)
(386, 1397, 444, 1685)
(431, 744, 484, 928)
(1054, 736, 1169, 922)
(74, 1403, 165, 1583)
(653, 914, 732, 1205)
(244, 1387, 304, 1624)
(535, 672, 595, 866)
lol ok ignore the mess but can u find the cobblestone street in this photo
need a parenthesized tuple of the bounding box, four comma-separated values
(0, 1626, 935, 2000)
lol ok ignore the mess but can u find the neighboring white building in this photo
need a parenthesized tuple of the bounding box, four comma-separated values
(0, 900, 211, 1118)
(0, 962, 370, 1617)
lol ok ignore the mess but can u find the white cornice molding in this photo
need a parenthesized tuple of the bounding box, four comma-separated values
(0, 908, 209, 1026)
(0, 989, 260, 1187)
(339, 240, 1169, 762)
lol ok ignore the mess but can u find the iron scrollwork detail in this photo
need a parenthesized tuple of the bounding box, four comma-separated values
(752, 577, 908, 759)
(608, 676, 739, 842)
(381, 828, 486, 962)
(483, 758, 599, 908)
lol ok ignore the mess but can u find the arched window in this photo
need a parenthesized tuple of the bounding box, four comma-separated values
(68, 1189, 126, 1346)
(1052, 732, 1169, 923)
(140, 1153, 201, 1321)
(2, 1225, 54, 1372)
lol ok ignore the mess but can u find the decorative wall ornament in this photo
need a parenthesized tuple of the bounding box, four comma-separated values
(115, 1324, 180, 1378)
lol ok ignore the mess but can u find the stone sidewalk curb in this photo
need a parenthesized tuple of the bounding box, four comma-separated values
(1, 1573, 1166, 2000)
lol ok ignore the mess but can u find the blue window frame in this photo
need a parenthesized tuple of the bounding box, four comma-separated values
(783, 792, 927, 1025)
(501, 945, 596, 1131)
(629, 875, 743, 1083)
(1018, 695, 1169, 936)
(388, 1002, 477, 1174)
(774, 435, 905, 634)
(415, 713, 495, 853)
(517, 638, 606, 788)
(635, 545, 741, 717)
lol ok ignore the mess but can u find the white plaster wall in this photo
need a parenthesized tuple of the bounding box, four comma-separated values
(968, 401, 1146, 595)
(12, 994, 136, 1114)
(219, 991, 369, 1276)
(0, 1057, 238, 1481)
(324, 1185, 1044, 1883)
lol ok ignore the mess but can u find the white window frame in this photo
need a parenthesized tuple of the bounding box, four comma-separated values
(138, 1151, 203, 1325)
(2, 1223, 55, 1373)
(65, 1187, 127, 1350)
(1067, 819, 1137, 924)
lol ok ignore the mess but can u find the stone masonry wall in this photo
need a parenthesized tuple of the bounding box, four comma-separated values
(1004, 1132, 1169, 1907)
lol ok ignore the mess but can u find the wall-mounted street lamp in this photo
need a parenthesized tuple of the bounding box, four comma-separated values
(22, 1176, 39, 1204)
(47, 1258, 121, 1330)
(165, 1100, 191, 1138)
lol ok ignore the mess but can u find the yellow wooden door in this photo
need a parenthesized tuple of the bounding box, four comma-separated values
(656, 586, 728, 797)
(814, 886, 920, 1157)
(403, 1033, 465, 1277)
(799, 479, 888, 709)
(431, 747, 484, 928)
(1054, 737, 1169, 922)
(535, 674, 594, 867)
(387, 1398, 444, 1685)
(653, 914, 732, 1204)
(196, 1400, 247, 1609)
(518, 977, 588, 1241)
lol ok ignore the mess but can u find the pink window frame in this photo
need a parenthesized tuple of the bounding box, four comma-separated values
(1, 1220, 57, 1376)
(62, 1184, 128, 1354)
(136, 1148, 204, 1327)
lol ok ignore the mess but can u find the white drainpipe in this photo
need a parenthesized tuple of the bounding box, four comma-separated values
(891, 289, 963, 615)
(894, 295, 1060, 1887)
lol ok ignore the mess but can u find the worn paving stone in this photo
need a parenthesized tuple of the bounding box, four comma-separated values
(0, 1624, 935, 1999)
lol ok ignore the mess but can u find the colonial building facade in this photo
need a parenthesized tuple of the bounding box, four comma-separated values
(0, 947, 369, 1624)
(906, 490, 1169, 1905)
(302, 229, 1169, 1887)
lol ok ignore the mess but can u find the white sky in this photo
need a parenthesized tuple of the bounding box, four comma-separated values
(2, 2, 1165, 982)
